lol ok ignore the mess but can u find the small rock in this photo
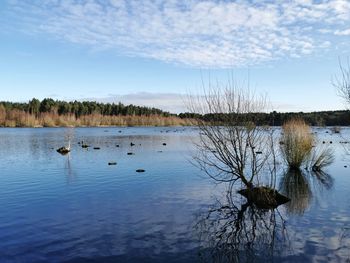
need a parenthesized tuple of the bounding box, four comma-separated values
(82, 144, 89, 148)
(57, 147, 70, 155)
(108, 162, 117, 165)
(93, 147, 101, 150)
(130, 142, 135, 146)
(136, 169, 145, 173)
(162, 143, 167, 146)
(127, 152, 134, 155)
(116, 144, 120, 147)
(255, 151, 262, 154)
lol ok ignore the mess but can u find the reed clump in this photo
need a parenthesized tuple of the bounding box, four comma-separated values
(0, 109, 194, 127)
(280, 119, 314, 170)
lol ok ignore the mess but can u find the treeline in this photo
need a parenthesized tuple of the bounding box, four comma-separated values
(0, 98, 172, 117)
(0, 98, 192, 127)
(179, 110, 350, 126)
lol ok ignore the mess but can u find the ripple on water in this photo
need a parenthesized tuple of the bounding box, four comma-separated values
(1, 127, 350, 262)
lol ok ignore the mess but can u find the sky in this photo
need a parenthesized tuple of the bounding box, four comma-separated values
(0, 0, 349, 113)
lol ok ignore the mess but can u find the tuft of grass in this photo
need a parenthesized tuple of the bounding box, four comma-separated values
(280, 119, 314, 170)
(309, 145, 334, 172)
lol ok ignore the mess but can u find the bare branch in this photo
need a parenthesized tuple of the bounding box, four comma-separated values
(187, 78, 277, 189)
(333, 57, 350, 105)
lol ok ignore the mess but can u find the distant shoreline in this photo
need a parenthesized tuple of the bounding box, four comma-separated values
(0, 124, 193, 128)
(0, 112, 194, 128)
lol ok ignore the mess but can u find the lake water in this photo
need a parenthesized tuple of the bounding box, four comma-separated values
(0, 127, 350, 262)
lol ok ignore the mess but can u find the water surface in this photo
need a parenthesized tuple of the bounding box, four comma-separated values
(0, 127, 350, 262)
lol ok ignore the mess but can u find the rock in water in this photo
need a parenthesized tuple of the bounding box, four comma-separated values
(238, 186, 290, 209)
(57, 147, 70, 155)
(136, 169, 145, 173)
(108, 162, 117, 165)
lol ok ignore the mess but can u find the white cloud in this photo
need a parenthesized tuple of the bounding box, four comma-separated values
(6, 0, 350, 68)
(335, 28, 350, 36)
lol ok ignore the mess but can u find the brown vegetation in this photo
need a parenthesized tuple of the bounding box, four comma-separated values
(0, 108, 194, 127)
(280, 118, 314, 170)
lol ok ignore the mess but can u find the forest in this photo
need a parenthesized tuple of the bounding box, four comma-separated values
(179, 110, 350, 126)
(0, 98, 189, 127)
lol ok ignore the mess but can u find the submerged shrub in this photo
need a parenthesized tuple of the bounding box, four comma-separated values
(280, 119, 314, 170)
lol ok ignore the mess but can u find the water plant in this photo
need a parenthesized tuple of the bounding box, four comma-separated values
(280, 119, 314, 170)
(309, 145, 335, 172)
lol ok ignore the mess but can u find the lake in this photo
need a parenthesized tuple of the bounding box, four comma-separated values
(0, 127, 350, 262)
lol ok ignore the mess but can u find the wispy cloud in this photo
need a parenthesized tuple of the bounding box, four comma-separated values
(6, 0, 350, 67)
(84, 92, 187, 113)
(83, 92, 338, 114)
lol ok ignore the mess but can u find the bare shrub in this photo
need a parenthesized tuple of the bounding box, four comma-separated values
(333, 57, 350, 105)
(188, 81, 278, 191)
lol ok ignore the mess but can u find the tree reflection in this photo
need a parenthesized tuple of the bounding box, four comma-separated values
(196, 166, 335, 262)
(196, 193, 289, 263)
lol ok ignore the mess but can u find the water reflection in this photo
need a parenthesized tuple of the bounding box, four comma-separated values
(280, 169, 312, 215)
(311, 170, 334, 190)
(280, 169, 334, 215)
(196, 193, 289, 263)
(64, 153, 78, 184)
(196, 165, 336, 262)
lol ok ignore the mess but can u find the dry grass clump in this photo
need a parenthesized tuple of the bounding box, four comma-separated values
(0, 109, 193, 127)
(280, 119, 314, 170)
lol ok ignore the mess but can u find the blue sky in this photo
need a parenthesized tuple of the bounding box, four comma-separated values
(0, 0, 349, 113)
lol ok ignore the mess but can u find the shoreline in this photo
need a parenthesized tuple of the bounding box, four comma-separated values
(0, 124, 193, 128)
